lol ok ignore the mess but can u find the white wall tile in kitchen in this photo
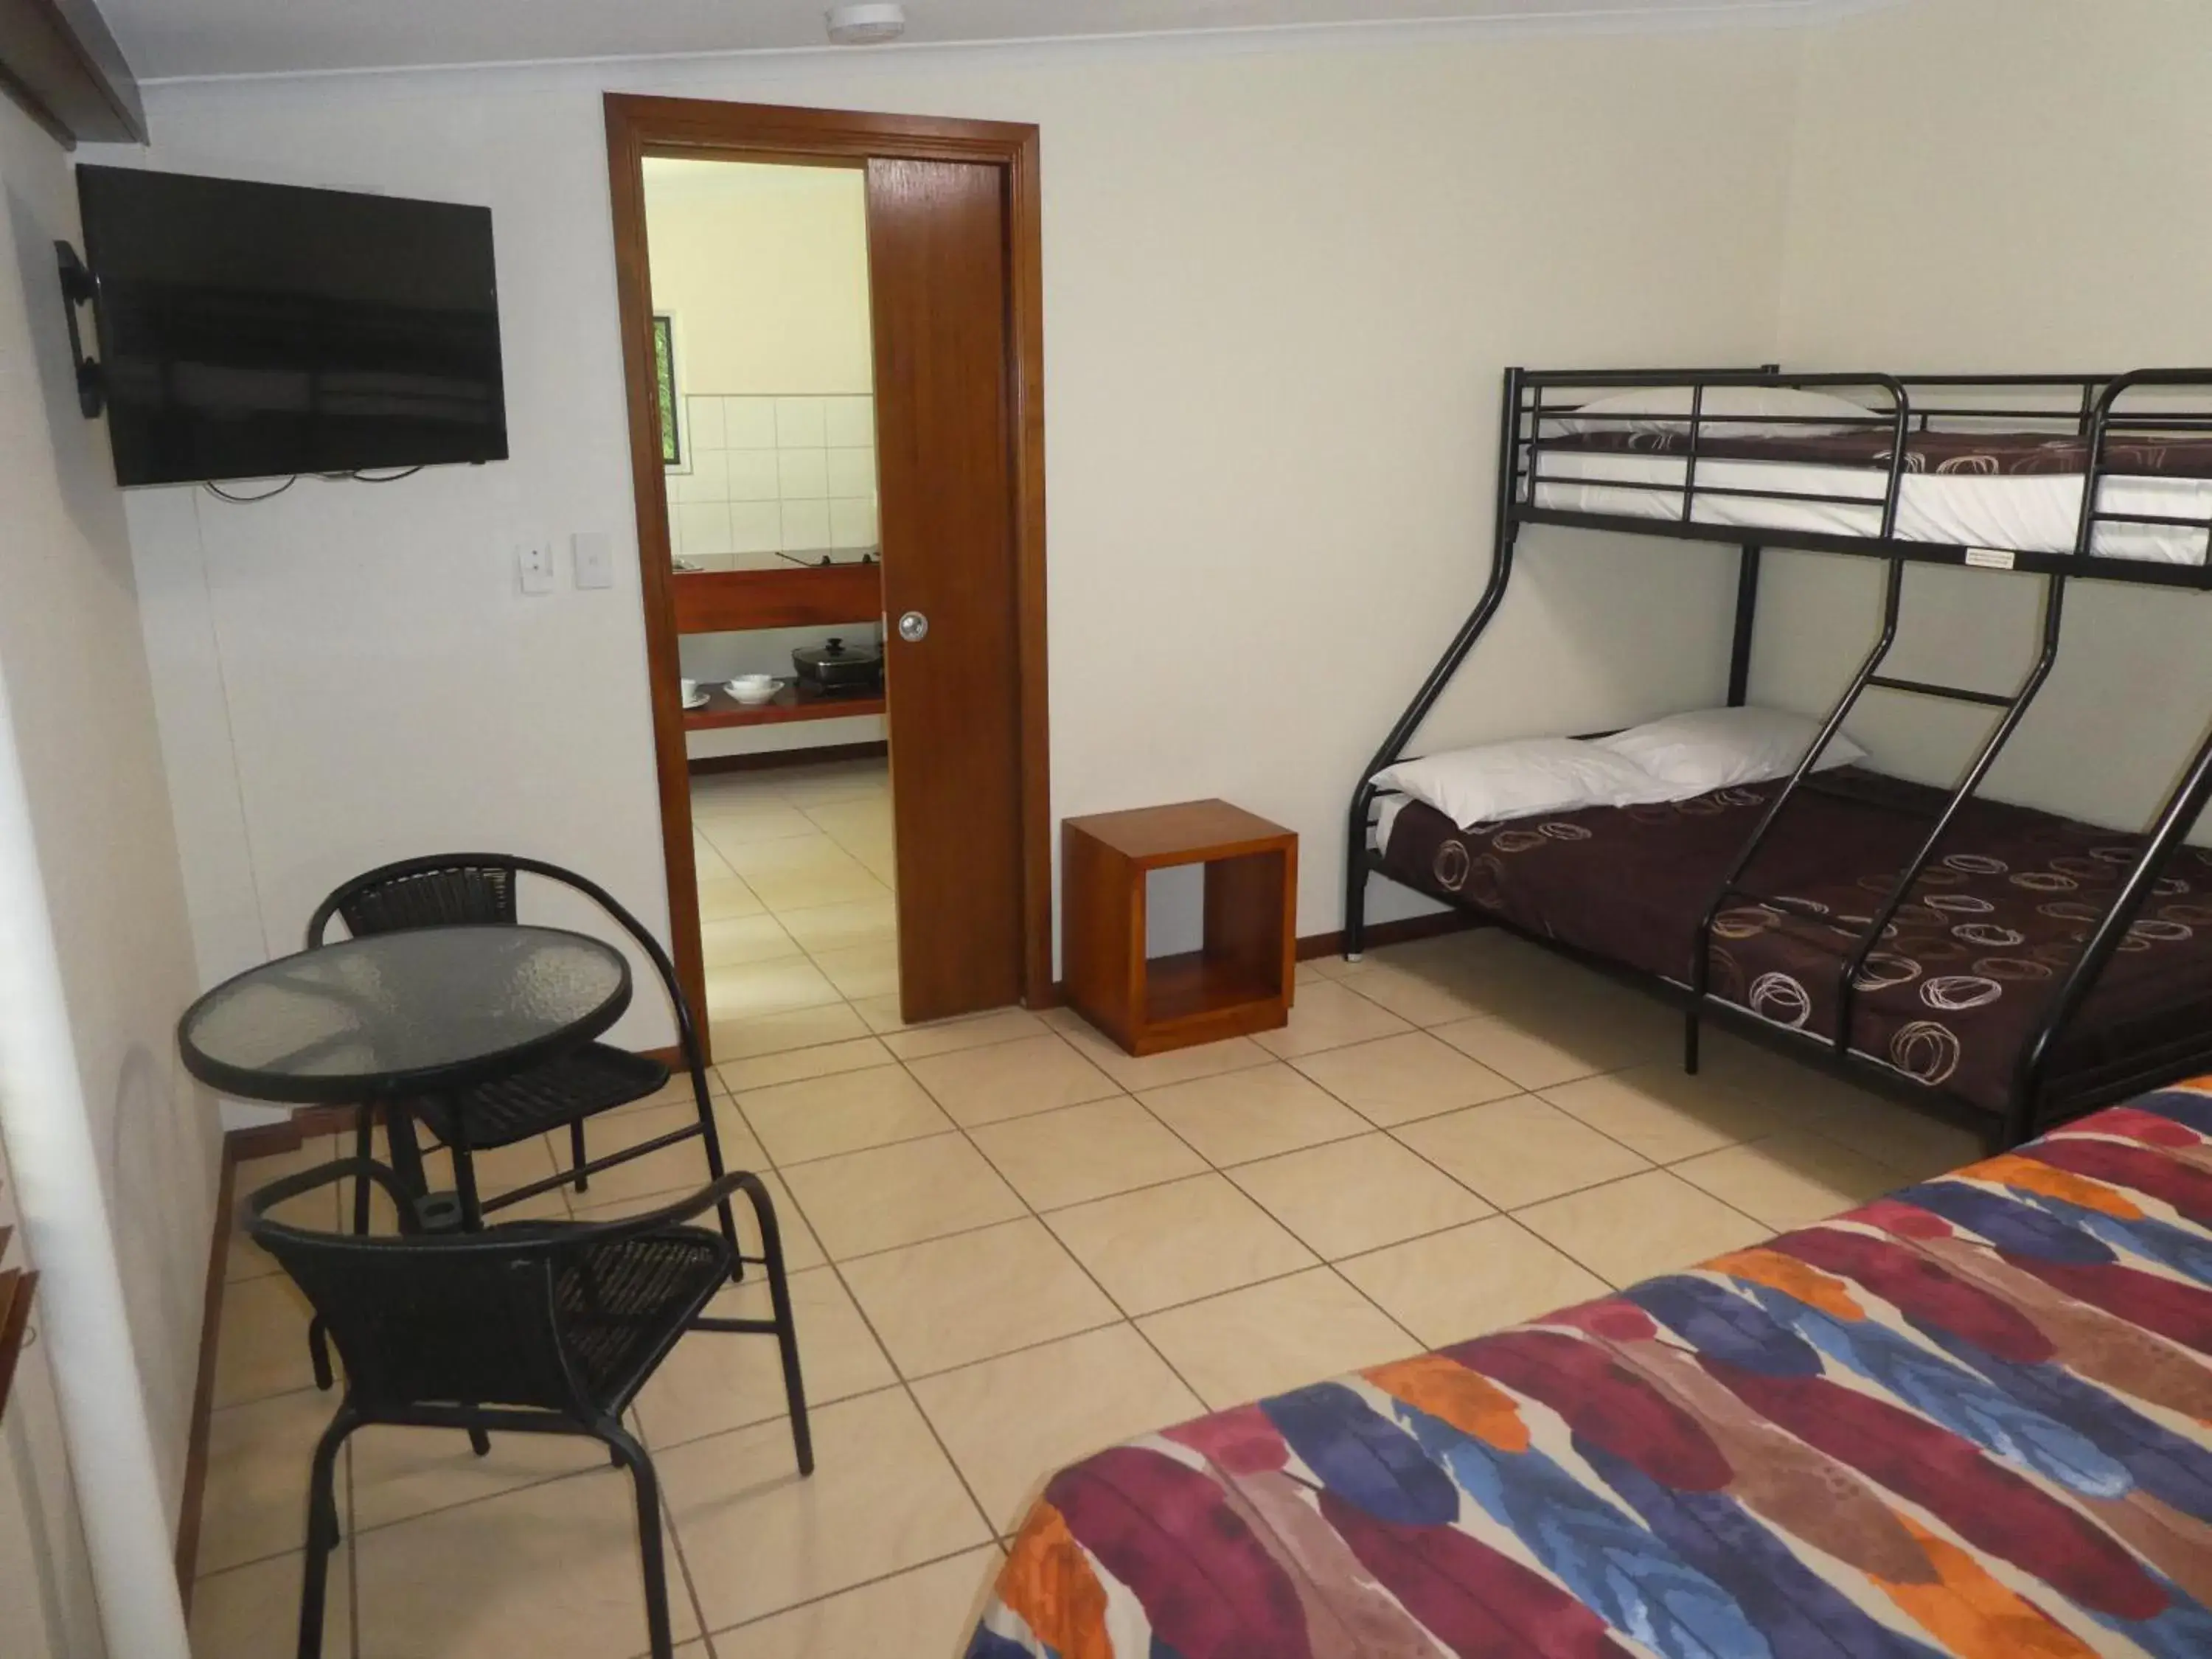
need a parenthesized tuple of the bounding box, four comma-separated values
(780, 499, 831, 551)
(727, 448, 780, 502)
(676, 501, 732, 557)
(824, 396, 875, 448)
(723, 397, 779, 449)
(776, 449, 830, 501)
(672, 449, 728, 504)
(729, 501, 784, 555)
(686, 395, 725, 451)
(825, 446, 877, 497)
(774, 397, 827, 447)
(829, 496, 879, 550)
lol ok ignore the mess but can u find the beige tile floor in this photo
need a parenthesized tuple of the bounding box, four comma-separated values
(193, 760, 1989, 1658)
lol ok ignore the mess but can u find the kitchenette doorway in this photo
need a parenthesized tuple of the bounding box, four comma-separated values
(606, 97, 1049, 1055)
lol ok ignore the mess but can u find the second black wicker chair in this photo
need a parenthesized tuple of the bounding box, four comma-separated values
(249, 1159, 811, 1659)
(305, 853, 741, 1256)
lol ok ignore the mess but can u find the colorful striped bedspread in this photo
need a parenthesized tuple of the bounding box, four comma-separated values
(967, 1085, 2212, 1659)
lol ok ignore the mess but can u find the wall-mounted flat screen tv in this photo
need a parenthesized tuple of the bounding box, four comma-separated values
(75, 165, 508, 487)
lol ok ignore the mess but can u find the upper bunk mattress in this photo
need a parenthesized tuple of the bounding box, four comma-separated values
(1532, 428, 2212, 564)
(1377, 766, 2212, 1116)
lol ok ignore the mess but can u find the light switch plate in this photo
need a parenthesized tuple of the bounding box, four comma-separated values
(573, 531, 614, 589)
(517, 540, 554, 596)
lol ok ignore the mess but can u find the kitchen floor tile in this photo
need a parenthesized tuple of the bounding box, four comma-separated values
(698, 913, 804, 968)
(703, 957, 844, 1021)
(697, 877, 765, 921)
(710, 1001, 871, 1060)
(810, 939, 902, 1001)
(714, 1035, 893, 1094)
(772, 895, 897, 954)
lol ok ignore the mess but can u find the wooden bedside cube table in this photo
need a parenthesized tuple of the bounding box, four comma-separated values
(1061, 799, 1297, 1056)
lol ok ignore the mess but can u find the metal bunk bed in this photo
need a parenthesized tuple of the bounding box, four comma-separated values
(1345, 365, 2212, 1150)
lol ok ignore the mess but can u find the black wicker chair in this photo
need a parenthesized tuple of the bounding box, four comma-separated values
(305, 854, 741, 1259)
(248, 1158, 811, 1659)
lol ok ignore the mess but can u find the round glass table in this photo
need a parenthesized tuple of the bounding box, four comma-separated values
(178, 925, 632, 1228)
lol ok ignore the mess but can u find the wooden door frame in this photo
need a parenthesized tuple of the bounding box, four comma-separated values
(604, 94, 1052, 1050)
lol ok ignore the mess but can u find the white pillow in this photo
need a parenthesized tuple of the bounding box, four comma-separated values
(1548, 386, 1874, 439)
(1373, 738, 1672, 830)
(1597, 706, 1867, 791)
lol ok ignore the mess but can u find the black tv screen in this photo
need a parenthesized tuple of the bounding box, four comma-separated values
(75, 166, 508, 487)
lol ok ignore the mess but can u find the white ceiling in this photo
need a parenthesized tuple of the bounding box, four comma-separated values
(100, 0, 1869, 83)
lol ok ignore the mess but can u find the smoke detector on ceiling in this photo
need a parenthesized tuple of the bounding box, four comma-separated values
(826, 3, 906, 45)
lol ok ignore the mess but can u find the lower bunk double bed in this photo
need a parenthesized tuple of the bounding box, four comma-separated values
(967, 1081, 2212, 1659)
(1374, 766, 2212, 1130)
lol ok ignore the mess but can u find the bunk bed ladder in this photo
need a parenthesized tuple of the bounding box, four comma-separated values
(1686, 558, 2067, 1074)
(1830, 573, 2068, 1056)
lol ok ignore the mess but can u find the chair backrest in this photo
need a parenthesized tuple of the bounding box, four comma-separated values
(305, 853, 706, 1077)
(248, 1161, 591, 1416)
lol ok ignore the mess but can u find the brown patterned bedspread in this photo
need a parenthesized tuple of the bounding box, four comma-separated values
(1378, 768, 2212, 1117)
(1544, 428, 2212, 476)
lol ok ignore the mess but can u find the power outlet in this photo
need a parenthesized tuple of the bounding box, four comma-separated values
(573, 531, 614, 590)
(516, 540, 554, 596)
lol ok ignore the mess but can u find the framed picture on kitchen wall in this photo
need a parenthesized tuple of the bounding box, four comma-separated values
(653, 313, 682, 467)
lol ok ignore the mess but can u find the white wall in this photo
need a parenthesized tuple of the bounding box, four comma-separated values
(645, 159, 873, 397)
(1757, 0, 2212, 834)
(114, 22, 1801, 987)
(0, 88, 211, 1659)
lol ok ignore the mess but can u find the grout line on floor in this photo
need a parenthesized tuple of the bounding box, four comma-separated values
(717, 1089, 1004, 1562)
(695, 1538, 1003, 1644)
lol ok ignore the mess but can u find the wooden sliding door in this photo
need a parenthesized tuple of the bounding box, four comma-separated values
(605, 96, 1050, 1045)
(867, 158, 1025, 1019)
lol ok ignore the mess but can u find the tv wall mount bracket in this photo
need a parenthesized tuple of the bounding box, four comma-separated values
(55, 242, 104, 419)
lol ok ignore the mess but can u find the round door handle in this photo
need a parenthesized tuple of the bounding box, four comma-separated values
(897, 611, 930, 643)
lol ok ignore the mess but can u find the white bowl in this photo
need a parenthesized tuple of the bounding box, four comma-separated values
(726, 678, 779, 706)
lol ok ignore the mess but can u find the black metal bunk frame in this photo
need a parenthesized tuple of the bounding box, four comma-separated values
(1345, 364, 2212, 1150)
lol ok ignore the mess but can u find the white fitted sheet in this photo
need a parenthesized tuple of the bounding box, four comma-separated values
(1532, 451, 2212, 566)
